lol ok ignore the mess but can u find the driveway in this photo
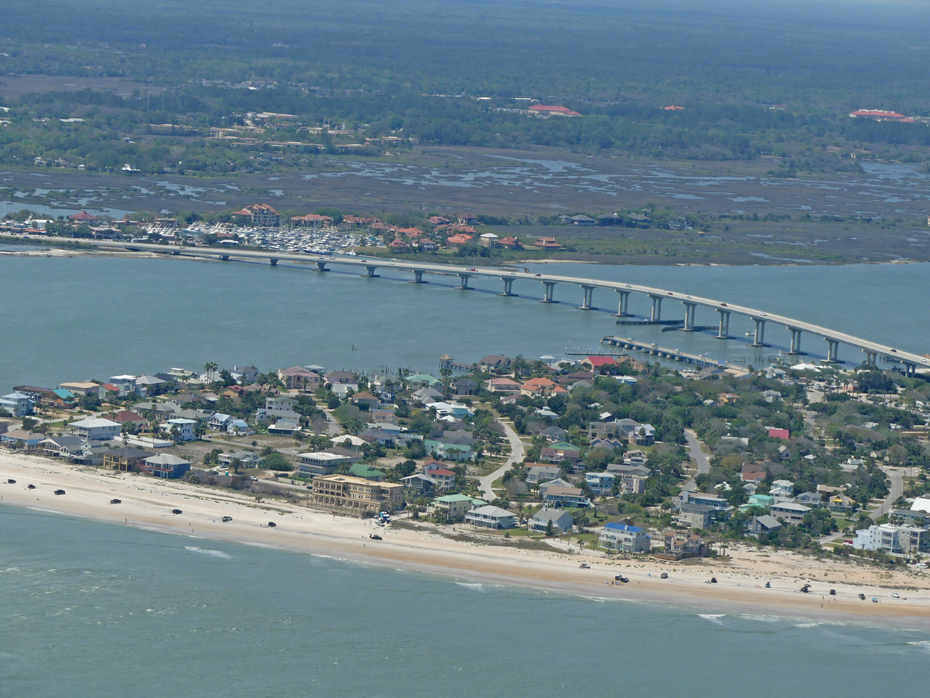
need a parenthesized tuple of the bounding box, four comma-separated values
(870, 466, 910, 521)
(477, 419, 525, 501)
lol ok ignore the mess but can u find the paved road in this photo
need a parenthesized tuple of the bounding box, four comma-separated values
(477, 419, 526, 501)
(682, 428, 711, 493)
(870, 466, 910, 521)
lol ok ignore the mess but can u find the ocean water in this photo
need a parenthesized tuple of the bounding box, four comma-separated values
(1, 504, 928, 697)
(1, 254, 928, 391)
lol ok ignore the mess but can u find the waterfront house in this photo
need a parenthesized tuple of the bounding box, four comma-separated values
(430, 493, 486, 521)
(423, 466, 456, 491)
(0, 392, 34, 417)
(103, 447, 155, 472)
(484, 377, 522, 394)
(325, 370, 357, 385)
(141, 454, 191, 479)
(478, 355, 511, 374)
(599, 523, 651, 553)
(412, 387, 445, 405)
(450, 378, 479, 396)
(465, 505, 517, 529)
(58, 381, 101, 397)
(1, 430, 45, 450)
(528, 509, 573, 534)
(309, 474, 403, 514)
(661, 531, 705, 559)
(520, 378, 563, 398)
(69, 417, 121, 441)
(40, 436, 86, 460)
(406, 374, 441, 391)
(278, 367, 320, 391)
(853, 524, 930, 554)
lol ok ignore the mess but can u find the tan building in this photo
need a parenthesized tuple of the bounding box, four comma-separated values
(310, 474, 403, 514)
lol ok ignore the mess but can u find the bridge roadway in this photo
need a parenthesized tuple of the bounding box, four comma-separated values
(79, 238, 926, 374)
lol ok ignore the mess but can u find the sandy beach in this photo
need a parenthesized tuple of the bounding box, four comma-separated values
(3, 450, 930, 627)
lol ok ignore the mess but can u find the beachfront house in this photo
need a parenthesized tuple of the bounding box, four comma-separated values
(102, 447, 155, 472)
(141, 454, 191, 479)
(0, 392, 34, 417)
(309, 474, 404, 514)
(528, 509, 574, 534)
(465, 505, 517, 530)
(430, 494, 486, 522)
(598, 523, 651, 553)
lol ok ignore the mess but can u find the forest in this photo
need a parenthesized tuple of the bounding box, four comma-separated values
(3, 0, 930, 172)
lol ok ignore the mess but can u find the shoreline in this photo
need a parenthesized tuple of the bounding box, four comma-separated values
(4, 451, 930, 628)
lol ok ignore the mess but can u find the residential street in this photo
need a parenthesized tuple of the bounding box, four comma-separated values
(682, 428, 711, 493)
(477, 419, 526, 501)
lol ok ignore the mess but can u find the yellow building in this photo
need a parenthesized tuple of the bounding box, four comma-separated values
(310, 474, 403, 514)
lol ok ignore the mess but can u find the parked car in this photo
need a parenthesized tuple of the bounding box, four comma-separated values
(171, 509, 183, 515)
(614, 575, 629, 583)
(268, 521, 277, 528)
(369, 534, 382, 541)
(54, 489, 66, 496)
(6, 478, 15, 484)
(27, 484, 36, 490)
(660, 572, 668, 580)
(221, 516, 232, 522)
(110, 499, 121, 504)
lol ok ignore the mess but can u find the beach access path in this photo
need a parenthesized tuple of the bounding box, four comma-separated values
(477, 419, 525, 501)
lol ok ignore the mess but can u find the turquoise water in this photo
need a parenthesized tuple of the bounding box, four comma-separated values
(0, 255, 928, 391)
(1, 504, 928, 697)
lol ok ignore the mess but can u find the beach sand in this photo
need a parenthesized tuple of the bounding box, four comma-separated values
(3, 450, 930, 627)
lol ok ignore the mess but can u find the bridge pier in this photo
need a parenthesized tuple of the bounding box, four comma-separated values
(316, 261, 329, 272)
(579, 285, 595, 310)
(716, 309, 731, 339)
(682, 301, 697, 331)
(615, 290, 630, 317)
(220, 255, 230, 262)
(412, 270, 425, 283)
(863, 350, 877, 367)
(541, 281, 556, 303)
(500, 277, 515, 296)
(824, 339, 840, 362)
(905, 363, 917, 377)
(649, 294, 663, 322)
(788, 327, 804, 355)
(751, 317, 767, 347)
(364, 265, 379, 278)
(269, 258, 278, 266)
(458, 273, 471, 290)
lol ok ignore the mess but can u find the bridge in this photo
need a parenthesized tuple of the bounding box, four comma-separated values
(53, 237, 930, 375)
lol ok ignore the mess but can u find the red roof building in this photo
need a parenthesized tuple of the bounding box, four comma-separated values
(529, 105, 582, 117)
(534, 237, 564, 249)
(68, 210, 100, 223)
(232, 204, 280, 227)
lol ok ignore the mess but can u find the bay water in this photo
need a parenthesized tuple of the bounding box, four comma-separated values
(0, 253, 928, 391)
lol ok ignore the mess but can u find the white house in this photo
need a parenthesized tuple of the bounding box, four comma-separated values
(0, 392, 34, 417)
(161, 418, 197, 441)
(599, 523, 651, 553)
(69, 417, 121, 441)
(465, 505, 517, 529)
(585, 471, 615, 496)
(528, 509, 573, 534)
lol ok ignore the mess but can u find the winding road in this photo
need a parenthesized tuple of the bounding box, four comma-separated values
(477, 419, 526, 501)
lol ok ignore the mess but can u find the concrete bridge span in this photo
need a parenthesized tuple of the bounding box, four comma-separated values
(90, 240, 928, 374)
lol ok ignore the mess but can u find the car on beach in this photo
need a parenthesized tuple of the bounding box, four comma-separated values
(27, 484, 35, 490)
(660, 572, 668, 579)
(579, 563, 591, 569)
(171, 509, 183, 515)
(369, 534, 382, 541)
(614, 575, 629, 583)
(268, 521, 276, 528)
(54, 489, 66, 495)
(891, 592, 900, 599)
(6, 478, 15, 484)
(110, 499, 121, 504)
(221, 516, 233, 522)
